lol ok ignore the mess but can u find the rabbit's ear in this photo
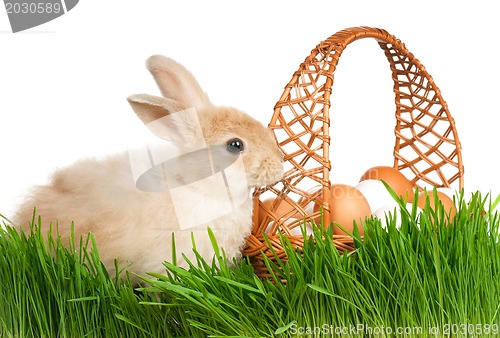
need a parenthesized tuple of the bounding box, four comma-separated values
(127, 94, 205, 147)
(146, 55, 210, 109)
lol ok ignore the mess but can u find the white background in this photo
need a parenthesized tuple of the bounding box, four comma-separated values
(0, 0, 498, 218)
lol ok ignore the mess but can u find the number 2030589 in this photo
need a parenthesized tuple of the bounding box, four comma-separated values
(5, 2, 62, 14)
(442, 323, 498, 335)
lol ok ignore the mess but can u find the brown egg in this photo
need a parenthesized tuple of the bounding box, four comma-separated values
(360, 166, 414, 202)
(258, 197, 300, 225)
(313, 184, 371, 235)
(417, 190, 456, 219)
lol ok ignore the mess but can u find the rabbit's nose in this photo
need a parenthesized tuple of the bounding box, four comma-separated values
(276, 147, 284, 162)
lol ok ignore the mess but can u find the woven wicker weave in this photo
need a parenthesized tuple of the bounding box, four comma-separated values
(243, 27, 464, 278)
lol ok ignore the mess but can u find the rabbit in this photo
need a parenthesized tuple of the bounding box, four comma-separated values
(13, 55, 284, 283)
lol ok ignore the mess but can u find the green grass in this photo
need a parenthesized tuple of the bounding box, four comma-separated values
(1, 190, 499, 337)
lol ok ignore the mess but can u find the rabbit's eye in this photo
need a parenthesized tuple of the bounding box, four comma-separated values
(227, 138, 245, 154)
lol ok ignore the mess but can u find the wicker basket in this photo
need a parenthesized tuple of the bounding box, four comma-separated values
(243, 26, 464, 278)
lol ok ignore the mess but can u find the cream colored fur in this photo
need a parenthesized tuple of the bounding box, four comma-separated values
(14, 56, 283, 283)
